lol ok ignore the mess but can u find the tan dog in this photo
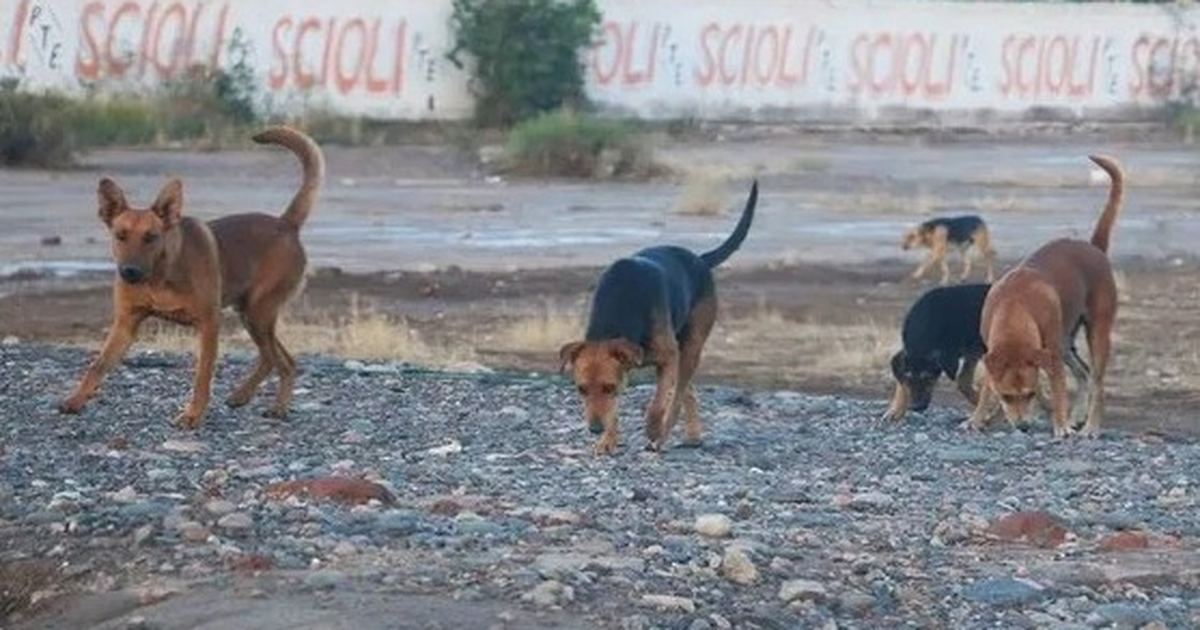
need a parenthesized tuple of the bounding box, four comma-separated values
(59, 126, 324, 428)
(965, 155, 1123, 438)
(559, 182, 757, 455)
(902, 215, 996, 285)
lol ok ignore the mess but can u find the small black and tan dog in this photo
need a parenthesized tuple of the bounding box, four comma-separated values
(559, 181, 757, 455)
(881, 283, 991, 422)
(901, 215, 995, 285)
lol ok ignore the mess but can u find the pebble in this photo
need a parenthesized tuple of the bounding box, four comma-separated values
(779, 579, 827, 603)
(3, 343, 1200, 629)
(720, 546, 759, 585)
(694, 514, 733, 538)
(639, 594, 696, 614)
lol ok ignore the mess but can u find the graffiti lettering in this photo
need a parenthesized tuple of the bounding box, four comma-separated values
(999, 34, 1100, 99)
(268, 15, 407, 96)
(75, 1, 230, 81)
(1129, 34, 1200, 98)
(591, 20, 660, 86)
(695, 22, 816, 88)
(847, 32, 959, 99)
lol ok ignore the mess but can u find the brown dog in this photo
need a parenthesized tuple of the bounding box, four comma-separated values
(59, 126, 324, 428)
(965, 155, 1123, 438)
(559, 181, 757, 455)
(902, 215, 996, 285)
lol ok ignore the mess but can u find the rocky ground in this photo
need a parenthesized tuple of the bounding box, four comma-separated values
(2, 342, 1198, 629)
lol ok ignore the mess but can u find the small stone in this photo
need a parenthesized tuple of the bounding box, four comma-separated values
(126, 615, 148, 630)
(332, 541, 357, 556)
(205, 499, 237, 517)
(639, 594, 696, 613)
(217, 512, 253, 533)
(694, 514, 732, 538)
(521, 579, 569, 608)
(1, 335, 18, 346)
(779, 579, 827, 602)
(131, 524, 154, 547)
(303, 569, 347, 591)
(961, 577, 1047, 606)
(110, 485, 139, 503)
(161, 439, 207, 453)
(720, 546, 758, 585)
(40, 235, 62, 246)
(178, 521, 210, 543)
(847, 491, 895, 513)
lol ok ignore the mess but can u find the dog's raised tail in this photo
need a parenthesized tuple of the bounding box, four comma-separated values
(253, 126, 325, 229)
(1087, 154, 1124, 254)
(700, 180, 758, 268)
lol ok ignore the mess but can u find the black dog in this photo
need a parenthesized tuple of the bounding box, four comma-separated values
(881, 283, 991, 422)
(559, 181, 758, 455)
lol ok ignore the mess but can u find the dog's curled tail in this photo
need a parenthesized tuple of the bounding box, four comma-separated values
(700, 179, 758, 268)
(252, 126, 326, 229)
(1087, 154, 1124, 254)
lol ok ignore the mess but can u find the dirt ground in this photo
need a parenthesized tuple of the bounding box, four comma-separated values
(2, 129, 1200, 439)
(3, 254, 1199, 439)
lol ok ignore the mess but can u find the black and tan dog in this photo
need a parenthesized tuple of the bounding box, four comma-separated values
(881, 283, 991, 423)
(559, 181, 757, 455)
(59, 126, 323, 428)
(902, 215, 996, 285)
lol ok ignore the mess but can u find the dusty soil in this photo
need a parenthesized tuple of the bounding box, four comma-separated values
(3, 254, 1198, 439)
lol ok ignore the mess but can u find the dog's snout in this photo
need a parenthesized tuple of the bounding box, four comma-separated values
(118, 265, 145, 284)
(588, 418, 605, 434)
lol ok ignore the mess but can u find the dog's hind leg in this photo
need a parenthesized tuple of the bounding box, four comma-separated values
(60, 310, 146, 414)
(226, 313, 273, 409)
(673, 295, 717, 446)
(974, 228, 996, 283)
(1079, 317, 1113, 438)
(958, 246, 973, 281)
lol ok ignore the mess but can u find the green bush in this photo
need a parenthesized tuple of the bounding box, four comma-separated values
(447, 0, 601, 128)
(69, 97, 158, 147)
(504, 109, 660, 179)
(0, 80, 77, 168)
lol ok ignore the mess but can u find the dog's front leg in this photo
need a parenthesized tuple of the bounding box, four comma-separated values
(60, 311, 144, 414)
(644, 355, 679, 451)
(593, 417, 619, 455)
(880, 383, 909, 422)
(962, 376, 995, 432)
(956, 356, 980, 405)
(175, 314, 220, 430)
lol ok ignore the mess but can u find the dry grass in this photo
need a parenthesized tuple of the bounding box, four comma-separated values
(0, 560, 59, 618)
(482, 303, 584, 353)
(814, 188, 1035, 215)
(712, 303, 893, 385)
(134, 294, 477, 368)
(672, 171, 732, 216)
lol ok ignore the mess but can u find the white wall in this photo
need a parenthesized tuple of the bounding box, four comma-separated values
(2, 0, 1199, 122)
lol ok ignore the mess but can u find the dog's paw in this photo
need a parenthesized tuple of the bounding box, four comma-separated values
(172, 411, 203, 430)
(678, 436, 704, 449)
(958, 418, 982, 433)
(593, 435, 618, 456)
(261, 406, 288, 420)
(1076, 424, 1101, 439)
(58, 397, 85, 415)
(225, 392, 252, 408)
(1051, 425, 1075, 439)
(879, 408, 902, 423)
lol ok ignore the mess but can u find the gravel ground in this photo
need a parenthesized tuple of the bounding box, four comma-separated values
(2, 342, 1199, 630)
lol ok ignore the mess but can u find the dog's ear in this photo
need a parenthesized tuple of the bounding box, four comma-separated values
(609, 339, 643, 368)
(97, 178, 127, 227)
(151, 178, 184, 229)
(558, 341, 585, 373)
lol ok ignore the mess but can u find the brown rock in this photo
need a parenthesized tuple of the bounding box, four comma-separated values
(985, 510, 1068, 549)
(1097, 530, 1150, 552)
(264, 477, 396, 506)
(228, 554, 275, 574)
